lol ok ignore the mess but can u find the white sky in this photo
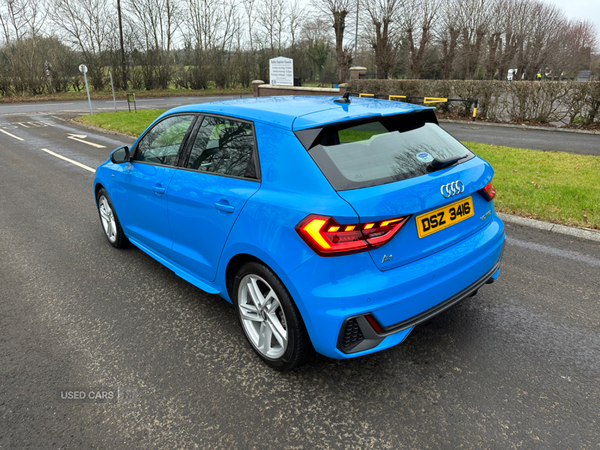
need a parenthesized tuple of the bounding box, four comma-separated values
(541, 0, 600, 49)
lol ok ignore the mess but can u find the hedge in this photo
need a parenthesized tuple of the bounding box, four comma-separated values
(348, 79, 600, 127)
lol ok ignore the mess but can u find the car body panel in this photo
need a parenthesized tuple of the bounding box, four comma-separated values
(154, 96, 432, 131)
(286, 215, 504, 358)
(337, 157, 495, 271)
(111, 162, 177, 256)
(167, 170, 260, 282)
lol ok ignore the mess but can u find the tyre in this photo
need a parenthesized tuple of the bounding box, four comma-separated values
(96, 188, 128, 248)
(233, 262, 313, 371)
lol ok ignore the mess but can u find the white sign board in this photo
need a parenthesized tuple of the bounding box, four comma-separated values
(79, 64, 88, 74)
(269, 57, 294, 86)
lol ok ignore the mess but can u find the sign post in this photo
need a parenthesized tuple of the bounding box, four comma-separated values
(44, 60, 53, 94)
(269, 57, 294, 86)
(109, 72, 117, 112)
(79, 64, 93, 116)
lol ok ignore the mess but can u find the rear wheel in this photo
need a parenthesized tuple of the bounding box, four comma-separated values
(233, 262, 313, 370)
(96, 188, 128, 248)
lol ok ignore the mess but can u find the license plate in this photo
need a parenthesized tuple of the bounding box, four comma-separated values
(416, 197, 474, 238)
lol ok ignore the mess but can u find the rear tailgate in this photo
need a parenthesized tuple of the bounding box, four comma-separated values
(338, 157, 494, 271)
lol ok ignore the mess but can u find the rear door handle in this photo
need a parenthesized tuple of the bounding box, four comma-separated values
(215, 201, 235, 213)
(153, 185, 165, 194)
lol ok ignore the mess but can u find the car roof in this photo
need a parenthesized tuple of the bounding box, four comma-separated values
(164, 96, 432, 131)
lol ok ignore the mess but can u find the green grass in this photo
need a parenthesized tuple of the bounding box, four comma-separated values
(75, 110, 600, 230)
(75, 109, 166, 136)
(467, 142, 600, 230)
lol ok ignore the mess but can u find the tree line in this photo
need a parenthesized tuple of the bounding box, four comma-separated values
(0, 0, 597, 96)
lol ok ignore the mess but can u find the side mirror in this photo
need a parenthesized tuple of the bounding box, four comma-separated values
(110, 146, 130, 164)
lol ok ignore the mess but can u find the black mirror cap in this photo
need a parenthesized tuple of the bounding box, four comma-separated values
(110, 146, 130, 164)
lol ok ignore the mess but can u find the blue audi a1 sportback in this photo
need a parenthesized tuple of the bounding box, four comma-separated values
(94, 95, 505, 370)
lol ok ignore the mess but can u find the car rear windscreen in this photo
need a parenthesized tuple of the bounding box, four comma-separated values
(304, 114, 474, 191)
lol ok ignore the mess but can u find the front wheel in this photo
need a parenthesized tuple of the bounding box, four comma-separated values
(96, 188, 128, 248)
(233, 262, 313, 371)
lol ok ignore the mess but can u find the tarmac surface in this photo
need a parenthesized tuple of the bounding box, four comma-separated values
(441, 121, 600, 156)
(0, 102, 599, 448)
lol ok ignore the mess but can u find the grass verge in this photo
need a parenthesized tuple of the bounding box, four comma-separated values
(75, 110, 600, 230)
(467, 142, 599, 230)
(75, 110, 166, 136)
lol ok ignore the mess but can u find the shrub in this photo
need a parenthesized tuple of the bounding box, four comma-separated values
(348, 79, 600, 127)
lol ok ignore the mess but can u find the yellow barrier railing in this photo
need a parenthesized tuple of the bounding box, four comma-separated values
(356, 93, 479, 121)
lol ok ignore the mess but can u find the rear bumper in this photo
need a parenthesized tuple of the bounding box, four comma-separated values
(337, 259, 502, 354)
(287, 215, 505, 359)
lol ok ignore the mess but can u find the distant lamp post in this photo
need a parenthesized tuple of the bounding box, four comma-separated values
(117, 0, 127, 90)
(354, 0, 359, 64)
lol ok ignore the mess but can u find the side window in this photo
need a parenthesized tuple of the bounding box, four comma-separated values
(187, 116, 257, 178)
(134, 115, 195, 166)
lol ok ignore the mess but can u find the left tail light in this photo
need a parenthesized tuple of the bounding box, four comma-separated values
(296, 214, 410, 256)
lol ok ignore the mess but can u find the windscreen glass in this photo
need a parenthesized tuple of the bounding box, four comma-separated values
(308, 117, 473, 191)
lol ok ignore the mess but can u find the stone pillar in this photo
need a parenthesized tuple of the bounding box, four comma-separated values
(252, 80, 265, 97)
(338, 83, 350, 95)
(349, 67, 367, 81)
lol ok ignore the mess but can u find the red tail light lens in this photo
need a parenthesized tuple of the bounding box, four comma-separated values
(481, 181, 496, 201)
(296, 214, 409, 256)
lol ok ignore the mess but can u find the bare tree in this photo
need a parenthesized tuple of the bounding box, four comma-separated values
(495, 0, 530, 81)
(403, 0, 439, 79)
(126, 0, 181, 89)
(49, 0, 114, 89)
(363, 0, 402, 78)
(455, 0, 490, 79)
(437, 0, 460, 79)
(257, 0, 288, 55)
(520, 1, 564, 80)
(312, 0, 356, 82)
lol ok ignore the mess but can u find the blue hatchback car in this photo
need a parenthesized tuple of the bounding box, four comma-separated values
(94, 95, 505, 370)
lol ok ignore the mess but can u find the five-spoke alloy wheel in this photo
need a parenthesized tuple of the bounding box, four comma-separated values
(96, 188, 128, 248)
(234, 262, 313, 370)
(238, 273, 289, 359)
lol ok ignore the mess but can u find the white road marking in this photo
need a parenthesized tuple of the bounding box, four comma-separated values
(16, 122, 30, 128)
(41, 148, 95, 173)
(67, 133, 106, 148)
(0, 129, 24, 140)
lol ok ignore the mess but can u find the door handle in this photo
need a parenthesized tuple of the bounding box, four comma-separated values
(153, 185, 165, 194)
(215, 201, 235, 213)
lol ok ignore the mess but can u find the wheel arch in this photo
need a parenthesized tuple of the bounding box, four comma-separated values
(94, 182, 106, 207)
(225, 253, 265, 303)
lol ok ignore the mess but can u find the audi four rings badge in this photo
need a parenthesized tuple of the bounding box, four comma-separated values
(441, 181, 465, 198)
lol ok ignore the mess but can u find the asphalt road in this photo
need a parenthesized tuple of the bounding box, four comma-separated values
(1, 108, 599, 448)
(441, 122, 600, 156)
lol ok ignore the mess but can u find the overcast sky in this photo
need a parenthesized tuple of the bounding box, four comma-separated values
(541, 0, 600, 48)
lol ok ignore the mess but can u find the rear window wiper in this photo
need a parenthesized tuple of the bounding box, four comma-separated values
(427, 156, 464, 172)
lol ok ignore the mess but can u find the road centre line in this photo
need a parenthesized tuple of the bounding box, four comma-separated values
(66, 134, 106, 148)
(41, 148, 95, 173)
(0, 128, 24, 140)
